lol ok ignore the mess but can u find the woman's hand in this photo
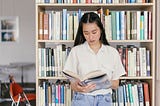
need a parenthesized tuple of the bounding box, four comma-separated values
(111, 80, 119, 89)
(70, 80, 96, 93)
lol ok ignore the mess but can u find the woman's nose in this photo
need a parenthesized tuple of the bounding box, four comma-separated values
(88, 34, 94, 40)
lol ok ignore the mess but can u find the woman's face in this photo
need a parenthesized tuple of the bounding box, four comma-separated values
(82, 22, 101, 46)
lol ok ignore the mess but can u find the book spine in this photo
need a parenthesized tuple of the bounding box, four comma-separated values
(43, 13, 49, 40)
(38, 12, 44, 40)
(146, 50, 151, 76)
(62, 9, 67, 40)
(143, 82, 150, 106)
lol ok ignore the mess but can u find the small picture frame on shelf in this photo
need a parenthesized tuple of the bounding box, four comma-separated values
(0, 16, 19, 42)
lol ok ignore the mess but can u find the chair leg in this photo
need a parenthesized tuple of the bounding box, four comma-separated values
(15, 94, 21, 106)
(23, 92, 31, 106)
(11, 102, 14, 106)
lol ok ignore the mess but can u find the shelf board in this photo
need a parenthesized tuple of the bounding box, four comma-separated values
(120, 76, 153, 79)
(36, 3, 153, 7)
(37, 39, 153, 43)
(109, 40, 154, 43)
(38, 76, 67, 80)
(37, 40, 74, 43)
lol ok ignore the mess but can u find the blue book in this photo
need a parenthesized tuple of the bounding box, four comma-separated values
(116, 11, 120, 40)
(130, 0, 136, 3)
(106, 0, 112, 3)
(146, 50, 151, 76)
(62, 9, 67, 40)
(51, 83, 56, 105)
(123, 84, 127, 106)
(118, 86, 124, 106)
(128, 83, 134, 106)
(111, 11, 116, 40)
(44, 0, 50, 3)
(120, 11, 126, 40)
(137, 83, 144, 106)
(140, 12, 144, 40)
(60, 84, 65, 104)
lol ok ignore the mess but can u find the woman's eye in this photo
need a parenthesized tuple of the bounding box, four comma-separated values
(84, 33, 89, 35)
(92, 31, 97, 34)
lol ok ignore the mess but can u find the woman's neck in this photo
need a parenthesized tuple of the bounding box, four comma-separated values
(89, 42, 102, 54)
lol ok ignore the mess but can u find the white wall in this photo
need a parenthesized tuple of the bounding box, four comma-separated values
(0, 0, 35, 82)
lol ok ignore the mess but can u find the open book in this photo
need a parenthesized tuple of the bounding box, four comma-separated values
(62, 70, 111, 87)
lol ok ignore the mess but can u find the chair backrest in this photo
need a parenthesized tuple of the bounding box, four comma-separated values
(10, 82, 23, 97)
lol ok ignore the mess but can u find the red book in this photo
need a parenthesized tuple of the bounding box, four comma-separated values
(143, 82, 150, 106)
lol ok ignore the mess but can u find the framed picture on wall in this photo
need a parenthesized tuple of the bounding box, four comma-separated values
(0, 16, 19, 42)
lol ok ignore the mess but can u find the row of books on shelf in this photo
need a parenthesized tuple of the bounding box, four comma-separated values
(117, 45, 151, 77)
(38, 44, 71, 77)
(38, 44, 151, 77)
(38, 79, 150, 106)
(38, 9, 152, 41)
(112, 80, 150, 106)
(38, 80, 71, 106)
(36, 0, 151, 4)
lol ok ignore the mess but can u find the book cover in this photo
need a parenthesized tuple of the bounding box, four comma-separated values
(143, 82, 150, 106)
(137, 82, 144, 106)
(62, 70, 110, 87)
(146, 50, 151, 76)
(38, 12, 44, 40)
(43, 13, 49, 40)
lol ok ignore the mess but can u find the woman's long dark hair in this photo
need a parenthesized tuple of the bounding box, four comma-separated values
(74, 12, 110, 46)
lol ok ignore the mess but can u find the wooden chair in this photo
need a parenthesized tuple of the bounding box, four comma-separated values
(9, 75, 36, 106)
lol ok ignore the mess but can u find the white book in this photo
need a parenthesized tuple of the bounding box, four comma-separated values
(132, 47, 137, 76)
(62, 9, 67, 40)
(120, 11, 126, 40)
(53, 11, 57, 40)
(73, 12, 78, 40)
(51, 11, 55, 40)
(148, 11, 152, 40)
(38, 48, 42, 77)
(134, 84, 140, 106)
(42, 48, 46, 77)
(129, 48, 137, 76)
(126, 11, 131, 40)
(54, 48, 58, 76)
(56, 11, 61, 40)
(139, 47, 147, 76)
(112, 0, 119, 3)
(144, 11, 148, 40)
(48, 12, 52, 40)
(136, 0, 143, 3)
(105, 14, 112, 41)
(137, 11, 141, 40)
(68, 13, 73, 40)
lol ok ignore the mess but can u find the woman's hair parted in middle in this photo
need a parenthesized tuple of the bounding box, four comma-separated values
(74, 12, 110, 46)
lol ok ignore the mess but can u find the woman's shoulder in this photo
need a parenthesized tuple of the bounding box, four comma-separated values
(103, 45, 119, 54)
(72, 43, 86, 50)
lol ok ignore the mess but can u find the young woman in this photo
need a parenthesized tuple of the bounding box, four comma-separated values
(63, 12, 126, 106)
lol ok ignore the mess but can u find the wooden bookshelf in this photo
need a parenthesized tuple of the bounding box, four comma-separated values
(35, 1, 155, 106)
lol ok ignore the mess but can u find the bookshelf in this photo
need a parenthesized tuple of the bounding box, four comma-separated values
(35, 1, 155, 106)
